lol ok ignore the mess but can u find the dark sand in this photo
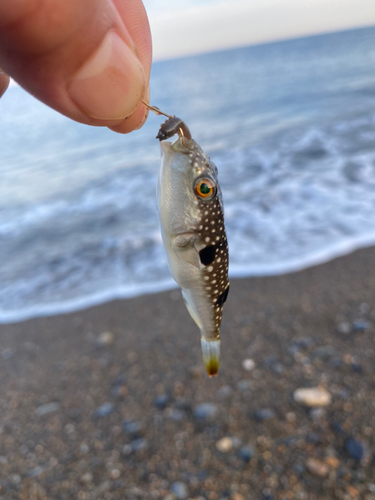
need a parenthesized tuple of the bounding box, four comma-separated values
(1, 247, 375, 500)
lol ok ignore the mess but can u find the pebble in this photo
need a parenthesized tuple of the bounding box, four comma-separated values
(122, 420, 143, 438)
(231, 493, 244, 500)
(94, 402, 114, 418)
(352, 320, 370, 332)
(128, 438, 148, 453)
(81, 472, 93, 483)
(254, 409, 275, 421)
(237, 380, 252, 391)
(265, 356, 284, 374)
(293, 337, 314, 348)
(312, 346, 337, 359)
(345, 437, 365, 461)
(27, 466, 45, 477)
(35, 402, 61, 416)
(309, 408, 326, 420)
(242, 358, 255, 371)
(10, 474, 21, 485)
(95, 331, 114, 347)
(193, 403, 217, 420)
(324, 456, 340, 468)
(293, 387, 331, 407)
(337, 322, 351, 334)
(306, 458, 329, 477)
(216, 437, 234, 453)
(166, 408, 185, 422)
(171, 481, 188, 499)
(218, 385, 232, 398)
(1, 348, 14, 360)
(154, 394, 170, 409)
(239, 445, 255, 462)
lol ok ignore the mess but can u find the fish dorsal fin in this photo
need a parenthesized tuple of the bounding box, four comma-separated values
(172, 233, 201, 269)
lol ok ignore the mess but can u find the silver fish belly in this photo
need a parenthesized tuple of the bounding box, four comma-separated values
(156, 117, 229, 376)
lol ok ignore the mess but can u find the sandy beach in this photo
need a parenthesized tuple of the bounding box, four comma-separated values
(0, 246, 375, 500)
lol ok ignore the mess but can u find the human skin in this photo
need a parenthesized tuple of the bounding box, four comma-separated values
(0, 0, 152, 134)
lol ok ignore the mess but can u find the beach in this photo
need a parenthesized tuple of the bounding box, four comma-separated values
(0, 246, 374, 500)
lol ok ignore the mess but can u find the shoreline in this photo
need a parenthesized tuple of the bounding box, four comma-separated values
(0, 246, 374, 498)
(4, 233, 375, 325)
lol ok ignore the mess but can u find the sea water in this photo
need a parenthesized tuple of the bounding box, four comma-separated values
(1, 26, 375, 322)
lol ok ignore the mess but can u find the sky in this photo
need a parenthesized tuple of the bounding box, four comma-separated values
(143, 0, 375, 60)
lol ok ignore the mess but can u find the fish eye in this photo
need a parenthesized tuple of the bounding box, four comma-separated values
(194, 178, 216, 200)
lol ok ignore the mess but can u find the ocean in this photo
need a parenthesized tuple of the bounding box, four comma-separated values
(1, 26, 375, 323)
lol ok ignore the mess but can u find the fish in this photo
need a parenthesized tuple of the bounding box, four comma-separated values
(155, 115, 230, 376)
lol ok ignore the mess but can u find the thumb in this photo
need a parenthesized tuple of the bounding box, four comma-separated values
(0, 0, 152, 133)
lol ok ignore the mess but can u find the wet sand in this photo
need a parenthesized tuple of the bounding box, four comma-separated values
(0, 247, 375, 499)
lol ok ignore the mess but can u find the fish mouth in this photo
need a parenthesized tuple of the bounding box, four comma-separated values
(201, 338, 221, 376)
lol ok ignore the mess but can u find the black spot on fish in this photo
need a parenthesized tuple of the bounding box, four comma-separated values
(217, 285, 230, 307)
(200, 245, 216, 266)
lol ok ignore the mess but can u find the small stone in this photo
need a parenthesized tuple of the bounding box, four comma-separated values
(237, 380, 252, 391)
(352, 320, 370, 332)
(265, 356, 284, 374)
(231, 493, 244, 500)
(293, 387, 331, 407)
(337, 322, 351, 334)
(286, 412, 297, 423)
(122, 420, 143, 438)
(306, 458, 329, 477)
(324, 456, 340, 468)
(130, 438, 147, 452)
(293, 337, 314, 348)
(81, 472, 93, 483)
(80, 444, 89, 454)
(95, 331, 114, 347)
(193, 403, 217, 420)
(111, 384, 128, 397)
(94, 402, 114, 418)
(154, 394, 170, 409)
(312, 346, 337, 359)
(216, 437, 233, 453)
(239, 445, 255, 462)
(346, 486, 360, 498)
(27, 466, 45, 477)
(10, 474, 21, 485)
(309, 408, 326, 420)
(110, 469, 121, 479)
(166, 409, 185, 421)
(171, 481, 188, 499)
(218, 385, 232, 398)
(1, 348, 14, 360)
(242, 359, 255, 371)
(35, 402, 60, 416)
(345, 437, 365, 461)
(254, 409, 275, 421)
(122, 444, 132, 455)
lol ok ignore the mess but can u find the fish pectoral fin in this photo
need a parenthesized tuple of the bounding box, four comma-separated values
(172, 233, 201, 269)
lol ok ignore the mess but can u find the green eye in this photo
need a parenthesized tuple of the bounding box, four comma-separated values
(195, 178, 216, 199)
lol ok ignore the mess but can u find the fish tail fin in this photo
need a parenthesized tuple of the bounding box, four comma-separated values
(201, 338, 220, 377)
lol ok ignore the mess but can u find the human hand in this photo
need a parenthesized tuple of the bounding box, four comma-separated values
(0, 0, 152, 134)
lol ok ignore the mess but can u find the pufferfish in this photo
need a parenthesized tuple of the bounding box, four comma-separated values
(155, 115, 230, 376)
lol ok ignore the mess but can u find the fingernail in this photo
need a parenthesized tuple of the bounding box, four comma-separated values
(68, 32, 145, 120)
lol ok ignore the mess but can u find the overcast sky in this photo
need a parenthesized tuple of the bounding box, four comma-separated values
(143, 0, 375, 60)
